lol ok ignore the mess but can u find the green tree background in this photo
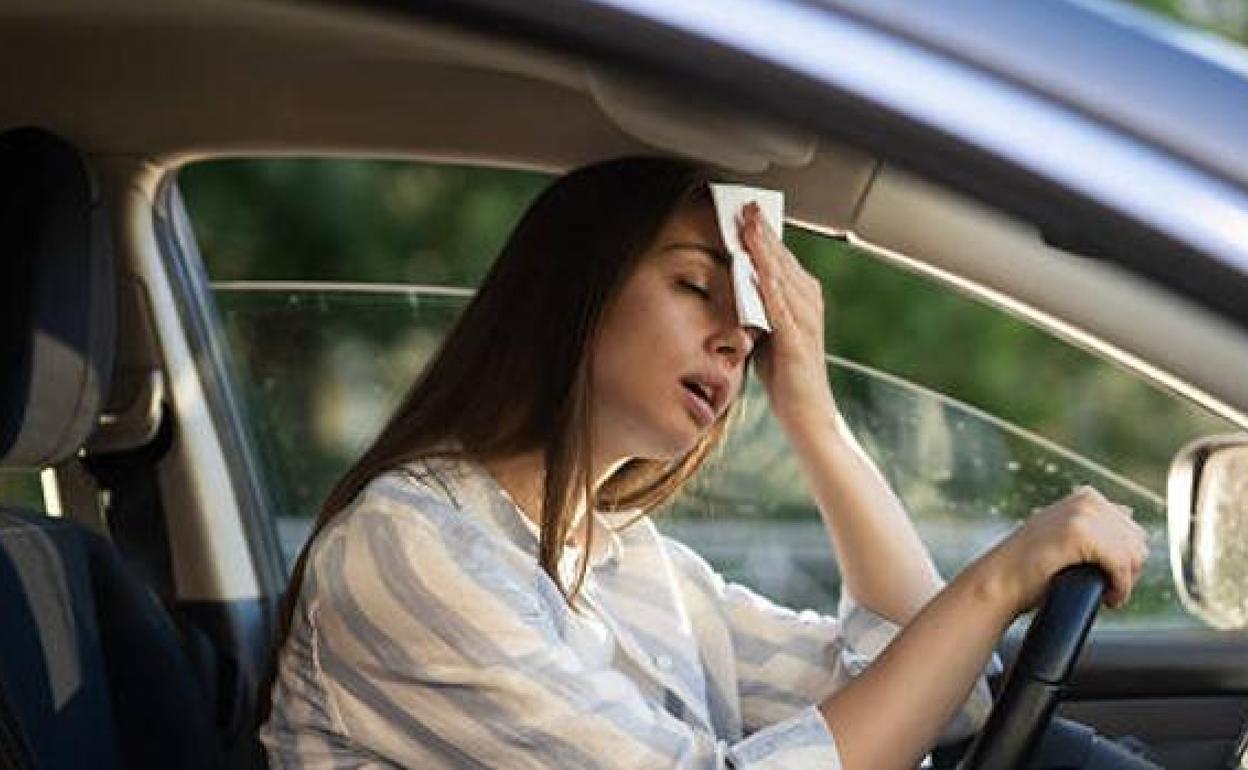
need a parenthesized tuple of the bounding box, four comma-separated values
(1132, 0, 1247, 43)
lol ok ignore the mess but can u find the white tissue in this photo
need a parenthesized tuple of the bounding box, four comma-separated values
(708, 183, 784, 333)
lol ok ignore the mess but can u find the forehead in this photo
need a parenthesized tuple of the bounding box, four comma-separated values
(650, 200, 727, 261)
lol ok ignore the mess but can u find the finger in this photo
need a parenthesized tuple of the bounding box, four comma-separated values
(1108, 561, 1135, 608)
(752, 210, 822, 303)
(1064, 486, 1092, 506)
(759, 269, 798, 335)
(740, 216, 800, 328)
(740, 211, 779, 281)
(742, 214, 824, 339)
(1115, 536, 1151, 606)
(1069, 484, 1100, 501)
(742, 207, 807, 297)
(1085, 486, 1112, 506)
(1135, 537, 1151, 571)
(748, 207, 799, 275)
(741, 211, 796, 300)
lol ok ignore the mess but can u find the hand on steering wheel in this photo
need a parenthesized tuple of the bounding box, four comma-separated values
(958, 565, 1105, 770)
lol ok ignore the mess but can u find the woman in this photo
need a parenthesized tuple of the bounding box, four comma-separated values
(260, 156, 1148, 769)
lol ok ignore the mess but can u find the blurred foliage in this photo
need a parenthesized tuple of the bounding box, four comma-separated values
(213, 291, 468, 523)
(184, 160, 546, 287)
(0, 471, 42, 510)
(1123, 0, 1248, 44)
(787, 230, 1235, 492)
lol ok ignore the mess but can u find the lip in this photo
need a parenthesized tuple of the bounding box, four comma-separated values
(678, 370, 730, 427)
(680, 383, 717, 427)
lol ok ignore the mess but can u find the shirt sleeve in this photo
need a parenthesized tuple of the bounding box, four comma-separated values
(662, 536, 995, 746)
(291, 481, 844, 770)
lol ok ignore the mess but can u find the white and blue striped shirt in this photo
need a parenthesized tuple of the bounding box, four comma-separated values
(261, 458, 992, 768)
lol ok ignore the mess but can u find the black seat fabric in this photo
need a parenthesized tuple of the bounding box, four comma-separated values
(0, 127, 224, 769)
(0, 127, 114, 468)
(0, 508, 222, 770)
(0, 510, 115, 768)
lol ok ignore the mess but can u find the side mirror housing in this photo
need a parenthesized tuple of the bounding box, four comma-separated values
(1168, 434, 1248, 629)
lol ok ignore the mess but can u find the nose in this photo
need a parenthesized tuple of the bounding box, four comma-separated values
(711, 323, 757, 367)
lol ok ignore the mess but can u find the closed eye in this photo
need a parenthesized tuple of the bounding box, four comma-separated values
(679, 279, 711, 299)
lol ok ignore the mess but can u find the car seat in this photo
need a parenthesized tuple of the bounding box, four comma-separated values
(0, 126, 224, 770)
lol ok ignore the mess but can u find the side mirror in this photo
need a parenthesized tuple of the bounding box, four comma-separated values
(1168, 434, 1248, 629)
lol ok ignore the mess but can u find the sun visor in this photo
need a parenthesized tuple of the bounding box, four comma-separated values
(589, 72, 817, 173)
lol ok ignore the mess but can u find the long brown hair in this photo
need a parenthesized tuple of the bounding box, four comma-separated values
(274, 155, 741, 662)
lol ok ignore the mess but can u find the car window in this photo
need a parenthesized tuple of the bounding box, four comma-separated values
(180, 158, 1239, 629)
(0, 472, 43, 510)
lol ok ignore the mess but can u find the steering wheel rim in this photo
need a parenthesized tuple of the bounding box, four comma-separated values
(957, 564, 1107, 770)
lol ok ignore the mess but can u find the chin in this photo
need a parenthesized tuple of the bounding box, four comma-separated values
(633, 424, 705, 462)
(604, 404, 709, 463)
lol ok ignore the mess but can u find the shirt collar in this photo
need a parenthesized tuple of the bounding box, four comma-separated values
(453, 457, 625, 570)
(498, 486, 623, 571)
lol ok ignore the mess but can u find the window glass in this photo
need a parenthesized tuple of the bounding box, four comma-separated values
(181, 159, 1240, 628)
(0, 471, 44, 510)
(182, 159, 546, 285)
(211, 286, 468, 551)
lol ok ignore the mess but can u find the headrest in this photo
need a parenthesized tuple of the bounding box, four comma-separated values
(0, 127, 116, 469)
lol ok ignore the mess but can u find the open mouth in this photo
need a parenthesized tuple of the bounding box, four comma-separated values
(680, 377, 718, 424)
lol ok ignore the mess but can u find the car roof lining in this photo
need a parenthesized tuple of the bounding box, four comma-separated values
(0, 0, 879, 227)
(3, 0, 1245, 428)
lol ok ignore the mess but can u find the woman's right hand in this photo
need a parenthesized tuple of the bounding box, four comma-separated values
(978, 485, 1150, 615)
(815, 484, 1147, 770)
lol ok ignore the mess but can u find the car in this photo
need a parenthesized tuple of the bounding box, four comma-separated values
(1, 0, 1247, 768)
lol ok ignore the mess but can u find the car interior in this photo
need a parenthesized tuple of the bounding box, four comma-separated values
(1, 1, 1247, 768)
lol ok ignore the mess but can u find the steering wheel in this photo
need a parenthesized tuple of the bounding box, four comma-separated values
(957, 565, 1107, 770)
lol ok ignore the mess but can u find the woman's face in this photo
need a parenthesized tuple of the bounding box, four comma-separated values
(591, 200, 758, 464)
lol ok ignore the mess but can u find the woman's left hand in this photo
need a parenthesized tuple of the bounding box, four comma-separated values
(739, 202, 837, 430)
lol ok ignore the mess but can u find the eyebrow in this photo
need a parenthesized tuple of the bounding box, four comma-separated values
(662, 242, 731, 266)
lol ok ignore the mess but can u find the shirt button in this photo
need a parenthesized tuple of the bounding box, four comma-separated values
(655, 654, 673, 670)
